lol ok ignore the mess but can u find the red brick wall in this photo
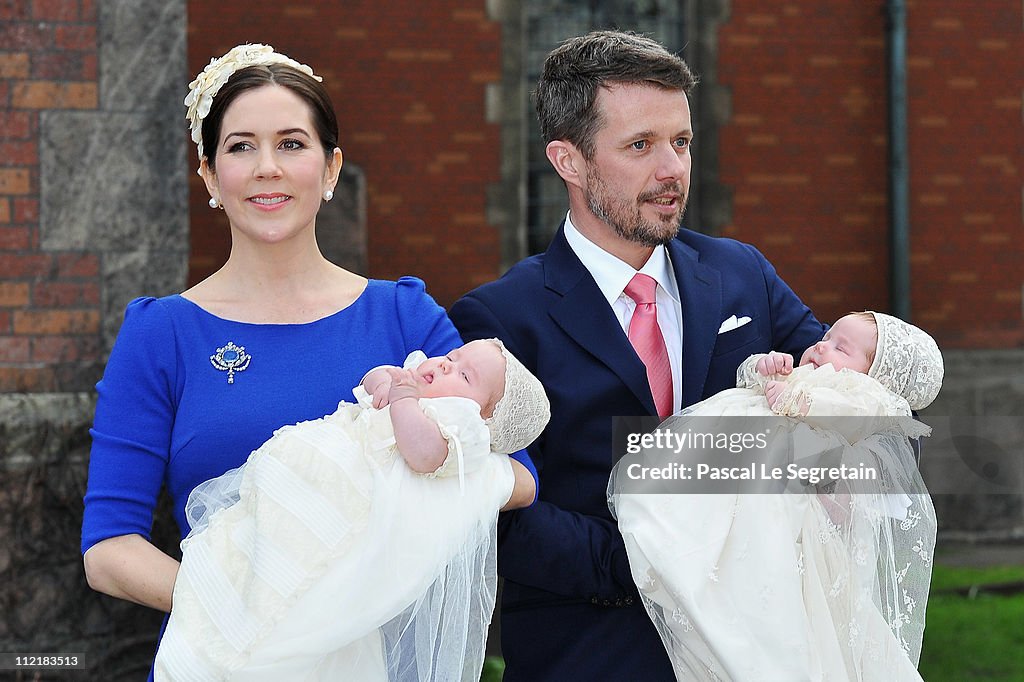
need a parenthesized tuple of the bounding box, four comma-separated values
(718, 1, 1022, 348)
(3, 1, 1017, 395)
(186, 1, 503, 306)
(904, 1, 1022, 348)
(0, 0, 101, 390)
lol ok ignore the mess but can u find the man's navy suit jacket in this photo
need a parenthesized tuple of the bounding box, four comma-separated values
(450, 224, 827, 681)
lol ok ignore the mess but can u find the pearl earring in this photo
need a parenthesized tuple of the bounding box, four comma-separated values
(208, 197, 219, 209)
(323, 189, 334, 202)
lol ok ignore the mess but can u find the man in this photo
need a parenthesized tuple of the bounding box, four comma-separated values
(450, 31, 827, 681)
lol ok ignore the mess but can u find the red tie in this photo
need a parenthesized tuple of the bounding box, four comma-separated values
(624, 273, 673, 418)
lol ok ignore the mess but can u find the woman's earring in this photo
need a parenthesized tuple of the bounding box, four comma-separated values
(323, 189, 334, 202)
(208, 197, 219, 209)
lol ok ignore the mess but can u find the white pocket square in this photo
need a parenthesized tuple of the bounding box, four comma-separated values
(718, 315, 752, 334)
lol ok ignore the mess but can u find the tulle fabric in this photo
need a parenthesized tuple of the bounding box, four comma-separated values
(155, 393, 513, 681)
(608, 364, 935, 682)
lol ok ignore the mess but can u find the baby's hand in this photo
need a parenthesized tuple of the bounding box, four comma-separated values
(756, 351, 794, 377)
(386, 367, 422, 405)
(765, 379, 809, 416)
(764, 380, 786, 410)
(363, 368, 395, 409)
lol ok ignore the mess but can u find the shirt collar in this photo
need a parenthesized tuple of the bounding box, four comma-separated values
(563, 211, 679, 306)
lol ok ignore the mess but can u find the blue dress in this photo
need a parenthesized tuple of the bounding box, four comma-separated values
(82, 277, 473, 549)
(81, 277, 537, 679)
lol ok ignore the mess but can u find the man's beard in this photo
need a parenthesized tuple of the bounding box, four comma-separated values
(585, 165, 686, 247)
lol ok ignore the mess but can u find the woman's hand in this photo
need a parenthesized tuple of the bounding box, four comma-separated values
(501, 459, 537, 511)
(83, 534, 180, 613)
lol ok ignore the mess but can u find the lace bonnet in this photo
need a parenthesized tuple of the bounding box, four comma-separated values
(483, 339, 551, 454)
(867, 312, 943, 410)
(184, 44, 321, 172)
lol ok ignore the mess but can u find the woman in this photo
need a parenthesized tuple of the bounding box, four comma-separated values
(81, 44, 537, 679)
(156, 340, 549, 679)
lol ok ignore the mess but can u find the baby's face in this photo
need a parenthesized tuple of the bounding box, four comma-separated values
(799, 315, 876, 374)
(413, 340, 505, 416)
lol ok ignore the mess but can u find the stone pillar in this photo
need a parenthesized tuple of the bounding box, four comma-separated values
(2, 1, 188, 678)
(41, 0, 189, 349)
(317, 164, 368, 275)
(921, 350, 1024, 540)
(684, 0, 733, 235)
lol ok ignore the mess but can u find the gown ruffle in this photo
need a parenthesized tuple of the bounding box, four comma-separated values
(155, 377, 514, 681)
(609, 361, 935, 681)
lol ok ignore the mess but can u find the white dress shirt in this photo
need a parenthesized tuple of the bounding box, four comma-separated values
(563, 212, 683, 414)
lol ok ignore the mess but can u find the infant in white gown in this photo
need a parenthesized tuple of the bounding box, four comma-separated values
(610, 312, 943, 682)
(155, 340, 550, 682)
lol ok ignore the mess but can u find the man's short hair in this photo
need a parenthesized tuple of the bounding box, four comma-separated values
(535, 30, 698, 159)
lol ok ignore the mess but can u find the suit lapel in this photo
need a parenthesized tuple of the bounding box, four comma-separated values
(544, 227, 657, 413)
(667, 239, 722, 406)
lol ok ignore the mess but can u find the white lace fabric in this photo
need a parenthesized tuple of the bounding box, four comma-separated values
(611, 343, 942, 681)
(156, 374, 515, 680)
(771, 362, 932, 444)
(867, 312, 944, 411)
(184, 44, 321, 169)
(483, 338, 550, 454)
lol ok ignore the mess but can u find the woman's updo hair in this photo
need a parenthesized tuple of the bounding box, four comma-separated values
(201, 63, 338, 171)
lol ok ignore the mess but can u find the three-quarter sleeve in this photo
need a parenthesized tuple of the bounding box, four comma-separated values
(82, 298, 180, 553)
(393, 276, 463, 357)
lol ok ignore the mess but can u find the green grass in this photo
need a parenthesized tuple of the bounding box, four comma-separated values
(480, 656, 505, 682)
(479, 564, 1024, 682)
(928, 564, 1024, 592)
(919, 563, 1024, 682)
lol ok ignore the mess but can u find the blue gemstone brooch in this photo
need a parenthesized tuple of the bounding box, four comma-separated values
(210, 341, 251, 384)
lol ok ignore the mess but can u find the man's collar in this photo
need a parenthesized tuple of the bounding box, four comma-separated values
(563, 211, 679, 305)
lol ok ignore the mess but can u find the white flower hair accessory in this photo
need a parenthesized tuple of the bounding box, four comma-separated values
(184, 43, 321, 173)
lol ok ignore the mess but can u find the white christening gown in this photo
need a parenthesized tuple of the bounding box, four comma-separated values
(155, 352, 514, 681)
(609, 359, 936, 682)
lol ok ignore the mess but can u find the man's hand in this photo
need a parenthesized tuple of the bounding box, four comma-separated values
(756, 351, 794, 377)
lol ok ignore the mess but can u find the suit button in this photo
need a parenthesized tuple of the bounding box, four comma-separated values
(602, 600, 611, 606)
(591, 597, 599, 605)
(625, 597, 634, 606)
(614, 599, 623, 607)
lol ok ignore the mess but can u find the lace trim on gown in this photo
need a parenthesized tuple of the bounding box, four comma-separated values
(610, 355, 936, 681)
(156, 387, 509, 681)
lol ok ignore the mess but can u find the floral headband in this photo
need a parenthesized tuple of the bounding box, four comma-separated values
(184, 43, 321, 173)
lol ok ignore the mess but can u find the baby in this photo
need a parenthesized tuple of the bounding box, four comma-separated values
(156, 339, 550, 682)
(611, 312, 943, 682)
(760, 310, 882, 413)
(361, 338, 540, 478)
(751, 310, 941, 423)
(667, 311, 943, 448)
